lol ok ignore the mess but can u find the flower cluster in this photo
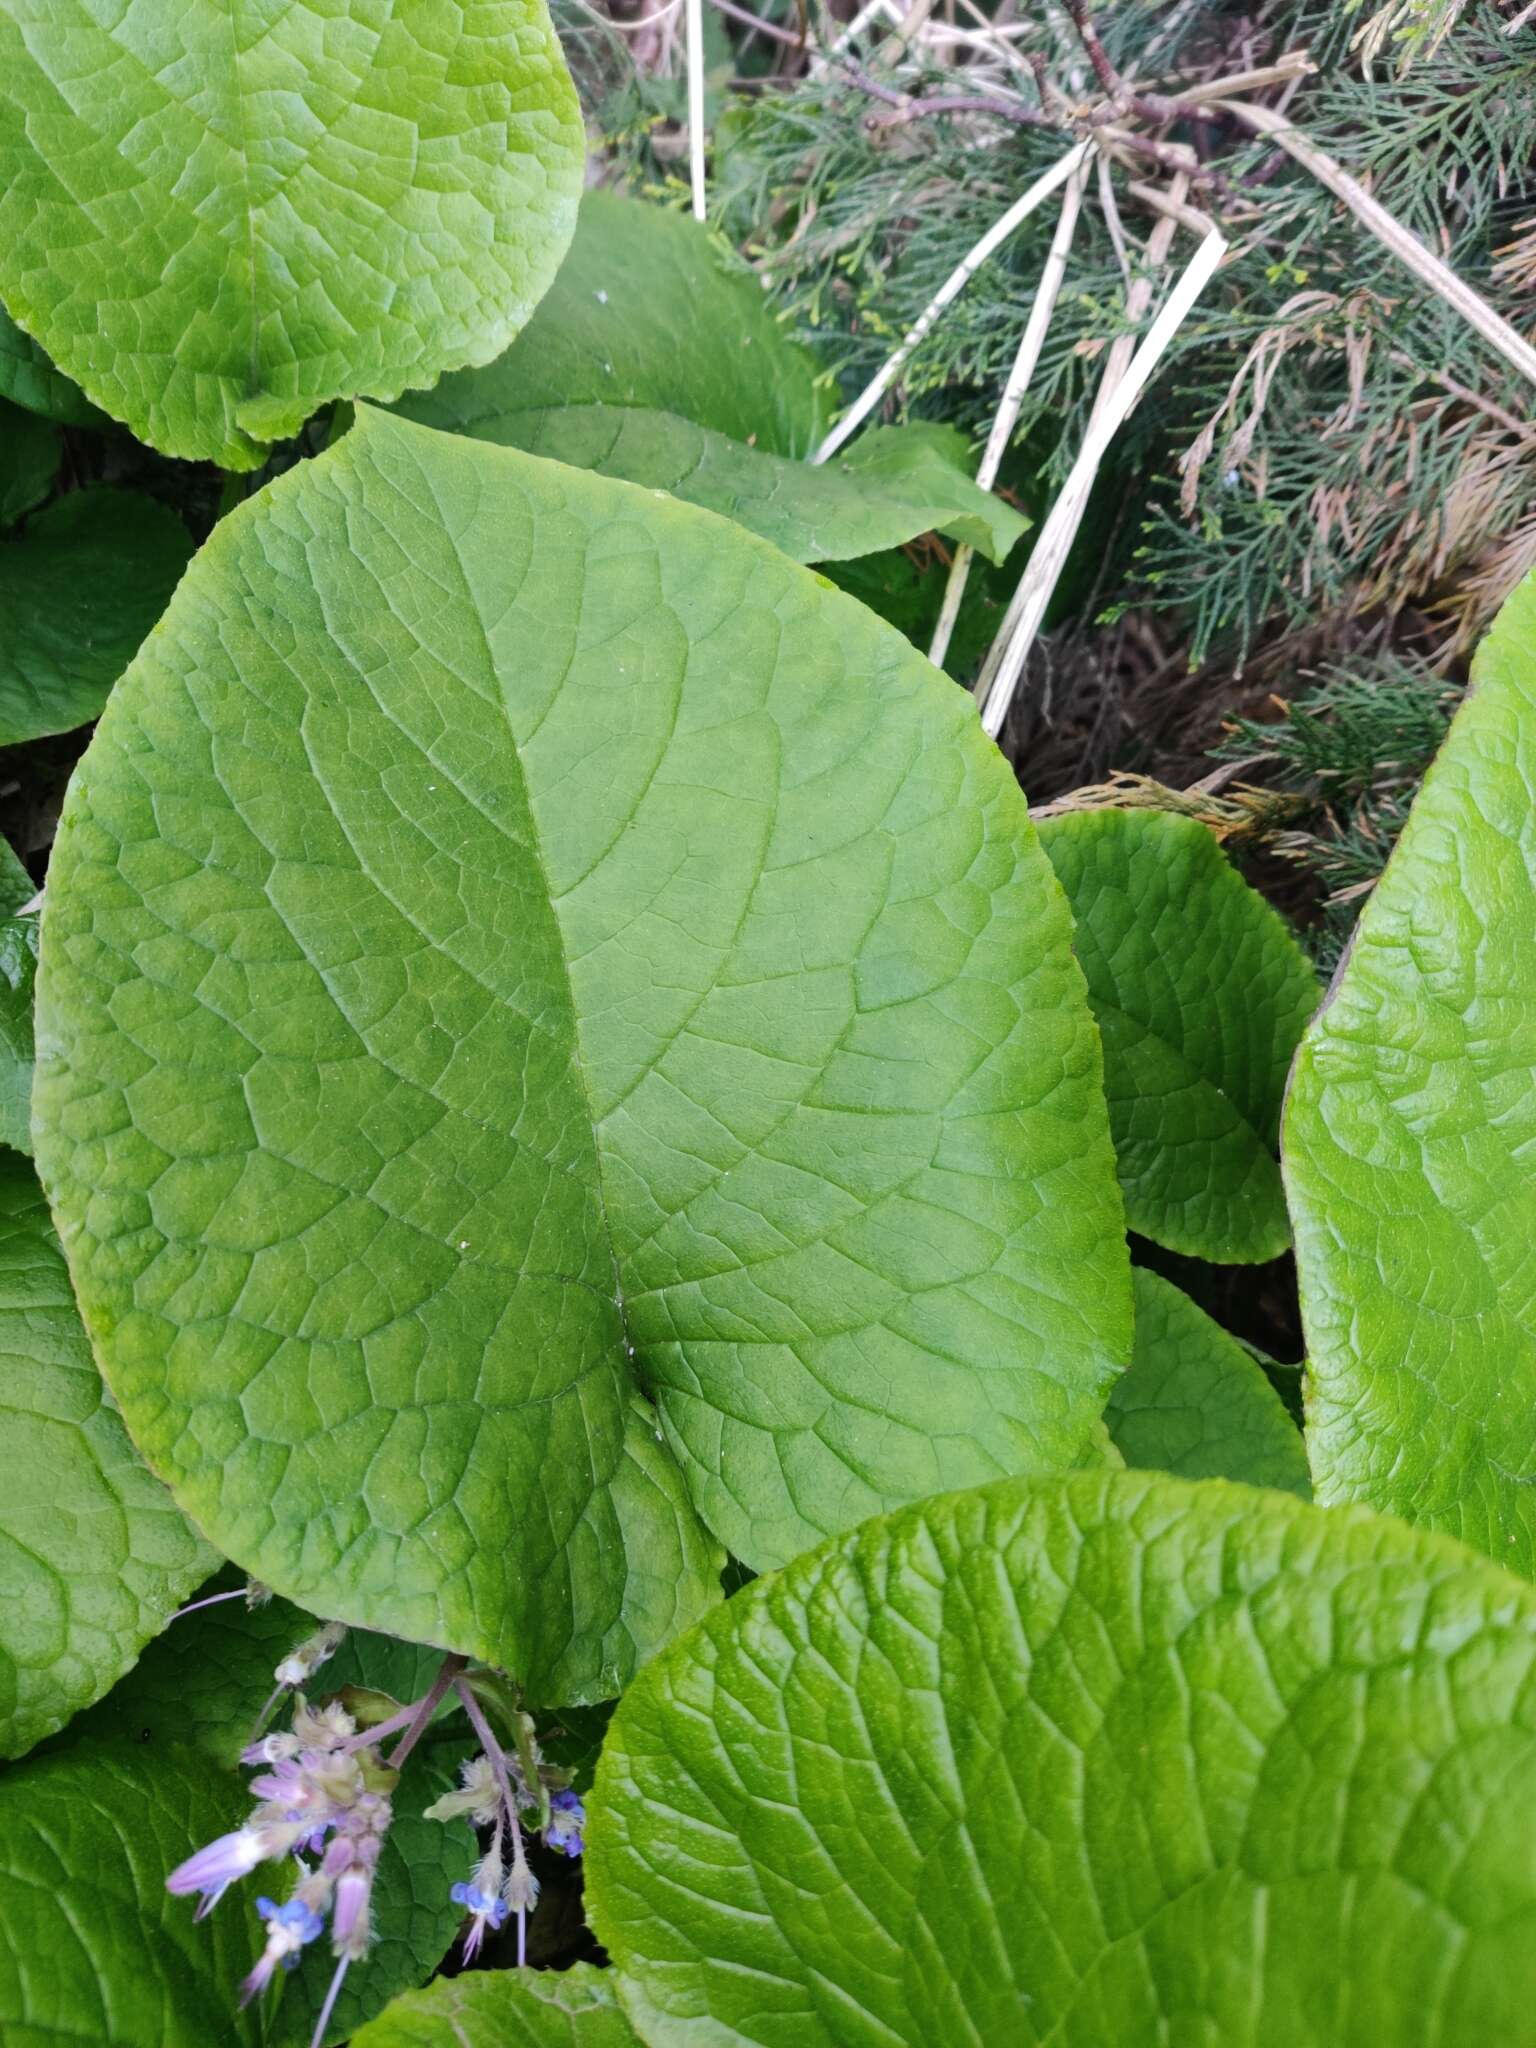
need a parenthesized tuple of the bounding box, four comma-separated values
(167, 1673, 394, 2044)
(427, 1703, 587, 1968)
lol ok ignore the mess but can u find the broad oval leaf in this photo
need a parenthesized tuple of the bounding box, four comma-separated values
(353, 1964, 640, 2048)
(34, 407, 1130, 1700)
(399, 191, 827, 459)
(1038, 808, 1318, 1262)
(393, 196, 1022, 568)
(0, 1740, 262, 2047)
(1286, 570, 1536, 1572)
(1107, 1267, 1309, 1494)
(0, 488, 195, 745)
(589, 1469, 1536, 2047)
(0, 0, 584, 468)
(0, 1153, 214, 1761)
(0, 303, 105, 428)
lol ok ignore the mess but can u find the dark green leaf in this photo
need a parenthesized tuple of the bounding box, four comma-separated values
(1038, 808, 1319, 1262)
(0, 487, 194, 744)
(0, 398, 60, 528)
(1107, 1268, 1309, 1494)
(0, 1741, 262, 2046)
(590, 1469, 1536, 2046)
(398, 190, 826, 459)
(0, 915, 38, 1154)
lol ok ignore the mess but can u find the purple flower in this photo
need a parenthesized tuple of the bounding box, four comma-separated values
(166, 1828, 266, 1916)
(450, 1880, 509, 1963)
(239, 1895, 325, 2005)
(545, 1787, 586, 1858)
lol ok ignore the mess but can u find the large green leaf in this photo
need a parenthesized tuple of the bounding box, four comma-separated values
(34, 406, 1129, 1700)
(0, 0, 584, 468)
(0, 488, 195, 745)
(1286, 570, 1536, 1572)
(0, 1153, 214, 1761)
(399, 191, 826, 460)
(0, 303, 105, 428)
(0, 1740, 262, 2048)
(1037, 808, 1318, 1262)
(0, 913, 38, 1154)
(353, 1966, 640, 2048)
(393, 196, 1021, 567)
(1107, 1267, 1309, 1494)
(589, 1468, 1536, 2046)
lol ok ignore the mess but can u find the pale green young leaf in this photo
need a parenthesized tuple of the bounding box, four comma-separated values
(398, 190, 827, 459)
(0, 1154, 214, 1761)
(1107, 1267, 1309, 1494)
(34, 408, 1128, 1701)
(1038, 808, 1319, 1262)
(1286, 569, 1536, 1574)
(0, 0, 584, 468)
(0, 915, 38, 1154)
(589, 1469, 1536, 2047)
(0, 488, 194, 745)
(0, 303, 106, 428)
(352, 1965, 640, 2048)
(0, 1741, 262, 2047)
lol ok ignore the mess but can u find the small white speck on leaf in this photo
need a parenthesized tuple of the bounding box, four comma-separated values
(595, 288, 608, 304)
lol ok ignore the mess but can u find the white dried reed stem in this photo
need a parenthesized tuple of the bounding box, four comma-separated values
(977, 226, 1228, 739)
(813, 140, 1093, 464)
(928, 155, 1091, 668)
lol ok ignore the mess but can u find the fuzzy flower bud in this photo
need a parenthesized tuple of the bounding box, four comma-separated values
(273, 1620, 347, 1690)
(544, 1786, 586, 1858)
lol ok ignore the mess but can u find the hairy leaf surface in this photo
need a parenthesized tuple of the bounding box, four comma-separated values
(0, 1154, 213, 1760)
(590, 1469, 1536, 2046)
(0, 0, 584, 467)
(0, 488, 194, 745)
(1106, 1268, 1308, 1494)
(392, 194, 1022, 565)
(1038, 809, 1318, 1261)
(353, 1965, 640, 2048)
(0, 1741, 261, 2046)
(1286, 570, 1536, 1571)
(35, 408, 1129, 1699)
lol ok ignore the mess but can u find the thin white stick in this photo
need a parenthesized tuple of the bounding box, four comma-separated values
(928, 156, 1090, 668)
(1507, 0, 1536, 33)
(1228, 99, 1536, 392)
(686, 0, 707, 222)
(813, 141, 1092, 464)
(977, 227, 1228, 740)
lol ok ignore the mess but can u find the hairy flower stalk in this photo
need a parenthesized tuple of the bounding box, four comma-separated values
(431, 1676, 586, 1966)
